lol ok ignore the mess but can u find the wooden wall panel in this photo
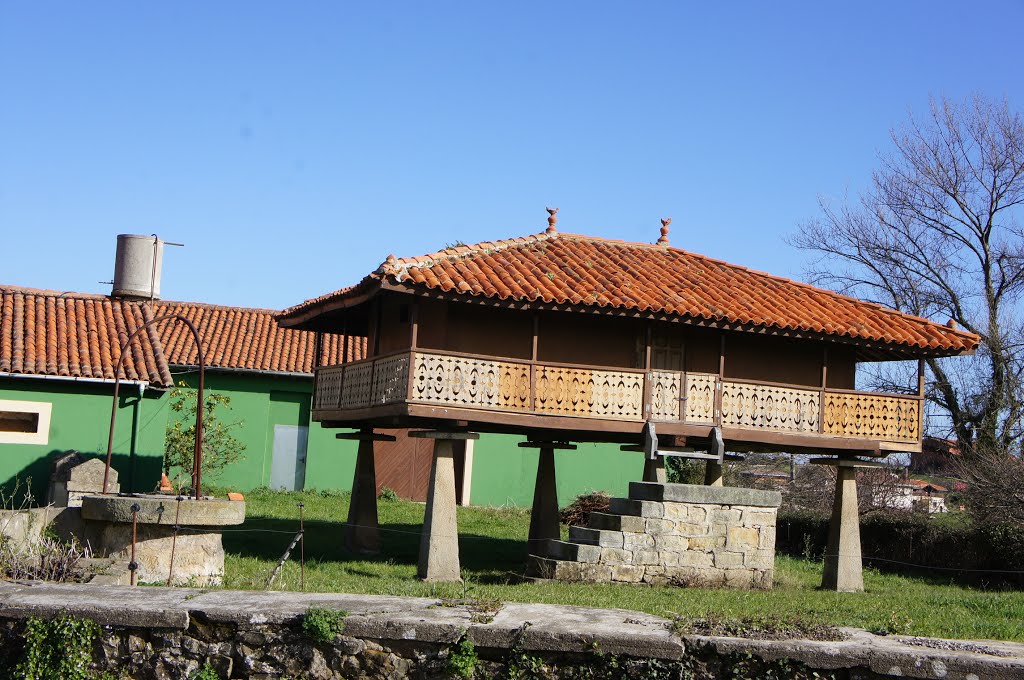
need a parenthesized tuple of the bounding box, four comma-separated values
(538, 314, 641, 368)
(725, 334, 822, 387)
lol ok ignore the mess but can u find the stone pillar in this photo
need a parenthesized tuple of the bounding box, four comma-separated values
(338, 430, 395, 555)
(521, 441, 575, 556)
(642, 456, 667, 483)
(413, 430, 479, 582)
(821, 464, 863, 592)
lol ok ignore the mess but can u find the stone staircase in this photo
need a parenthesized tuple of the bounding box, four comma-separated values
(527, 482, 781, 589)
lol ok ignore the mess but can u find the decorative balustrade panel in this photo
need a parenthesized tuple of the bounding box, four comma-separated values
(371, 355, 410, 405)
(315, 351, 921, 446)
(340, 361, 374, 410)
(534, 366, 643, 420)
(684, 373, 718, 423)
(823, 392, 921, 442)
(314, 365, 345, 410)
(410, 352, 532, 411)
(720, 381, 819, 433)
(649, 370, 682, 421)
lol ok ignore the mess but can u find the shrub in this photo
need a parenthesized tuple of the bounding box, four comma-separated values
(446, 638, 478, 678)
(377, 486, 398, 502)
(189, 663, 222, 680)
(164, 383, 246, 491)
(15, 614, 99, 680)
(0, 535, 92, 582)
(302, 606, 348, 643)
(776, 509, 1024, 586)
(665, 457, 704, 485)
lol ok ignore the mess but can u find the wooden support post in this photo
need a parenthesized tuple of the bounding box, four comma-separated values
(410, 299, 419, 349)
(715, 334, 726, 424)
(819, 346, 828, 434)
(643, 324, 653, 419)
(411, 430, 480, 582)
(530, 312, 539, 410)
(337, 430, 396, 555)
(520, 441, 576, 557)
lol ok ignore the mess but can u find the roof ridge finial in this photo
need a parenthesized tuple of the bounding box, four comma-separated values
(657, 218, 671, 246)
(546, 207, 559, 235)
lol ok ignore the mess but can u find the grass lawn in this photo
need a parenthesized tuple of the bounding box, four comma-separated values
(221, 488, 1024, 642)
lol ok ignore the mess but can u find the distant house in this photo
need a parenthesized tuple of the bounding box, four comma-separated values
(881, 476, 949, 513)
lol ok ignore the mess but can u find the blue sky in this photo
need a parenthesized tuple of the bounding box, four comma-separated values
(2, 2, 1022, 310)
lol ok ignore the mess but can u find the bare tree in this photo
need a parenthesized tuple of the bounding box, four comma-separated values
(793, 94, 1024, 454)
(955, 444, 1024, 526)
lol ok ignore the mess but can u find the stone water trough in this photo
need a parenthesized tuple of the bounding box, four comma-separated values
(80, 494, 244, 586)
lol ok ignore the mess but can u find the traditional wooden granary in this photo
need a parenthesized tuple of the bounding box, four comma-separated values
(278, 212, 979, 590)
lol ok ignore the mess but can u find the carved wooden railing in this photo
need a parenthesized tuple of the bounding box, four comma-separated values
(411, 353, 531, 412)
(822, 391, 921, 443)
(312, 352, 410, 411)
(720, 379, 819, 433)
(533, 365, 644, 420)
(313, 352, 923, 444)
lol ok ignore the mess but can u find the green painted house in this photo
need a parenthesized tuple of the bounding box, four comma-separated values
(0, 285, 641, 507)
(0, 288, 172, 501)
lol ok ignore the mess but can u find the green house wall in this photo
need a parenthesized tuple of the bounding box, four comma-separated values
(169, 372, 357, 492)
(2, 372, 646, 509)
(0, 377, 170, 501)
(467, 433, 644, 508)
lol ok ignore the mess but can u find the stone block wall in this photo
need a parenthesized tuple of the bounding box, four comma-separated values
(530, 482, 782, 589)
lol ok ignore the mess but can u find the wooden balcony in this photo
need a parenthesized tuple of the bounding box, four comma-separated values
(313, 349, 923, 453)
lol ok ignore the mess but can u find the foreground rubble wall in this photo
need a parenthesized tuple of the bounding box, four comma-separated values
(0, 582, 1022, 679)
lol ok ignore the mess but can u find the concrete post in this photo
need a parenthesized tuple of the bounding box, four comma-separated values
(528, 447, 560, 556)
(345, 438, 380, 555)
(414, 431, 479, 582)
(643, 456, 667, 483)
(821, 465, 863, 592)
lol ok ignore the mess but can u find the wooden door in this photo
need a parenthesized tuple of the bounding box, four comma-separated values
(373, 429, 466, 502)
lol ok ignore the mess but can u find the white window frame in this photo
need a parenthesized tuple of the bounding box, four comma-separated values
(0, 399, 52, 445)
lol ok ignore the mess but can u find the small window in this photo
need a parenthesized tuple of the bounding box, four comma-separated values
(0, 400, 52, 445)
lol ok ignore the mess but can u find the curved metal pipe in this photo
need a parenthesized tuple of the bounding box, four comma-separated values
(103, 313, 207, 499)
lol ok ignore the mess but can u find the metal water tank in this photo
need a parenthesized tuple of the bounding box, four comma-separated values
(112, 234, 164, 299)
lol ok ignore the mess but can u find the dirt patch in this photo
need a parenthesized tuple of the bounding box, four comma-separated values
(671, 612, 846, 642)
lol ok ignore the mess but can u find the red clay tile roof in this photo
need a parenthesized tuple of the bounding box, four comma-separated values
(0, 286, 174, 386)
(904, 479, 949, 492)
(0, 286, 366, 386)
(279, 231, 980, 356)
(153, 301, 362, 374)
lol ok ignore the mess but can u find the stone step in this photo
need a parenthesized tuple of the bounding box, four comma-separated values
(526, 555, 612, 582)
(608, 497, 666, 518)
(542, 539, 601, 563)
(568, 526, 626, 548)
(628, 482, 782, 507)
(587, 512, 647, 533)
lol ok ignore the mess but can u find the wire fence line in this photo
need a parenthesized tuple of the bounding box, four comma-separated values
(107, 501, 1024, 588)
(181, 511, 1024, 577)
